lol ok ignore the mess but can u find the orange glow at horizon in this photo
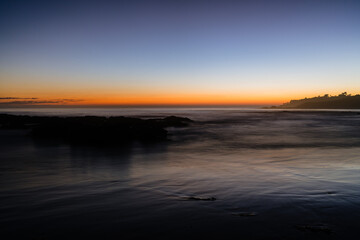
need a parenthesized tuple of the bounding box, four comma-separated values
(2, 73, 359, 107)
(0, 92, 326, 106)
(2, 87, 359, 106)
(78, 94, 288, 106)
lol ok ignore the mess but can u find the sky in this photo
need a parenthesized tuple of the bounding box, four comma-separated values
(0, 0, 360, 106)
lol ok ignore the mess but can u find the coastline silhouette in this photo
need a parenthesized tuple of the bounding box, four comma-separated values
(268, 92, 360, 109)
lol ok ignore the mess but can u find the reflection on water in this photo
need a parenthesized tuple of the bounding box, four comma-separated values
(1, 109, 360, 239)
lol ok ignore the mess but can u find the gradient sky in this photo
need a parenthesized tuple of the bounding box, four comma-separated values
(1, 0, 360, 106)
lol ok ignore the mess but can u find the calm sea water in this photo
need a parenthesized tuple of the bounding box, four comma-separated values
(1, 108, 360, 239)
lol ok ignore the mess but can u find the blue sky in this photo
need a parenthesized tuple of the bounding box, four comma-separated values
(1, 0, 360, 105)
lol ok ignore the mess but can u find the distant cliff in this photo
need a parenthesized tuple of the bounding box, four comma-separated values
(269, 92, 360, 109)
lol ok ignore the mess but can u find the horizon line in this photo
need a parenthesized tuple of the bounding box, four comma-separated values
(0, 103, 275, 109)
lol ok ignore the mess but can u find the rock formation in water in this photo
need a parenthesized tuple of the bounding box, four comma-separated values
(0, 114, 193, 144)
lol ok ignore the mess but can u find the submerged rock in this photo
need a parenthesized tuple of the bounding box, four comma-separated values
(184, 196, 217, 201)
(295, 224, 332, 234)
(232, 212, 257, 217)
(155, 116, 194, 127)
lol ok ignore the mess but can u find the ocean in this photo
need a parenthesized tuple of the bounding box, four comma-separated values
(1, 108, 360, 239)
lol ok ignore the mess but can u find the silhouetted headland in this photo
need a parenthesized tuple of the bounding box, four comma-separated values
(267, 92, 360, 109)
(0, 114, 193, 144)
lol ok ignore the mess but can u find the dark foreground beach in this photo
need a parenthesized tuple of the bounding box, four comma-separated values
(1, 108, 360, 239)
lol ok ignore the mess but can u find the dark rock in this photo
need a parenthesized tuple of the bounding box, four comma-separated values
(0, 114, 194, 145)
(295, 224, 332, 234)
(153, 116, 194, 127)
(232, 212, 257, 217)
(184, 196, 216, 201)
